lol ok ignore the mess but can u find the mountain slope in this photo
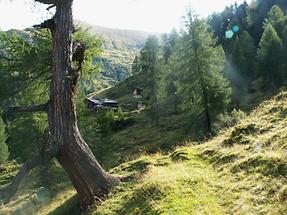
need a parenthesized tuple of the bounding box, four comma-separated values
(76, 21, 155, 91)
(2, 91, 286, 214)
(88, 91, 287, 214)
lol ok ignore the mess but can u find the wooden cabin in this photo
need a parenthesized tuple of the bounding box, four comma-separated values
(133, 87, 143, 99)
(102, 99, 118, 110)
(86, 98, 102, 111)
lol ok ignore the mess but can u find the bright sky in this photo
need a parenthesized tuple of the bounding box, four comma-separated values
(0, 0, 250, 32)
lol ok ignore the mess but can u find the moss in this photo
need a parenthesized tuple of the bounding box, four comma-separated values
(231, 154, 287, 177)
(222, 123, 257, 145)
(154, 156, 171, 166)
(0, 160, 20, 185)
(213, 153, 238, 165)
(169, 148, 192, 161)
(112, 157, 154, 175)
(112, 183, 163, 215)
(198, 149, 221, 163)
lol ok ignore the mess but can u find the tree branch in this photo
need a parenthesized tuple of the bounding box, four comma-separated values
(0, 131, 58, 203)
(8, 103, 49, 113)
(35, 0, 55, 5)
(33, 18, 55, 31)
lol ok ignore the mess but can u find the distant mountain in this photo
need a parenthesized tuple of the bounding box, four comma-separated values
(75, 21, 152, 51)
(75, 21, 156, 92)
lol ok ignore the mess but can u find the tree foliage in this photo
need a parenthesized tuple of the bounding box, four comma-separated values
(0, 28, 102, 162)
(256, 23, 284, 90)
(0, 112, 8, 164)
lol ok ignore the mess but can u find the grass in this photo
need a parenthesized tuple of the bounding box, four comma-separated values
(0, 161, 74, 215)
(88, 91, 287, 214)
(90, 152, 226, 215)
(0, 160, 20, 186)
(2, 90, 287, 214)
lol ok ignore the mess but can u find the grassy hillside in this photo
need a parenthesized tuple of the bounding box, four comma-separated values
(2, 88, 287, 214)
(88, 91, 287, 214)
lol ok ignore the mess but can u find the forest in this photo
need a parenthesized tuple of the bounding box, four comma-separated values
(1, 0, 287, 214)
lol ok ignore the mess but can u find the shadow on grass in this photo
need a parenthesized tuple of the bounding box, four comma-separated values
(48, 194, 80, 215)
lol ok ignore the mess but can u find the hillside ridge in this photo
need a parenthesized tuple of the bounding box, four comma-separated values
(2, 90, 287, 214)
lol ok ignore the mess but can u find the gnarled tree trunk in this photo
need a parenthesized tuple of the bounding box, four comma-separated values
(48, 0, 119, 209)
(2, 0, 120, 210)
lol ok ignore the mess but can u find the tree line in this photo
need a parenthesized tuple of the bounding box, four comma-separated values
(131, 1, 287, 135)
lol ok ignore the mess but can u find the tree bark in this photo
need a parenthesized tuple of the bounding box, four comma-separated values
(200, 84, 212, 132)
(47, 0, 120, 210)
(194, 48, 212, 132)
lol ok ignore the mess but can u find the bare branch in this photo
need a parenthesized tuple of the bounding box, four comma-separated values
(35, 0, 55, 5)
(46, 4, 56, 10)
(33, 18, 55, 31)
(8, 103, 48, 113)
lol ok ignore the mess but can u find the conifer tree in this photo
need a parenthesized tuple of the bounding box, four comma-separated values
(266, 5, 287, 38)
(140, 36, 160, 126)
(239, 31, 257, 79)
(232, 37, 247, 75)
(178, 15, 231, 132)
(131, 56, 141, 75)
(257, 23, 284, 90)
(0, 113, 8, 164)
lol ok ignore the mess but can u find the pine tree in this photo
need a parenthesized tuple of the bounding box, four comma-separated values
(178, 15, 231, 132)
(161, 30, 179, 64)
(257, 23, 284, 90)
(265, 5, 287, 84)
(266, 5, 287, 38)
(232, 37, 247, 75)
(131, 56, 141, 75)
(163, 54, 180, 114)
(0, 113, 9, 164)
(140, 36, 160, 126)
(239, 31, 257, 79)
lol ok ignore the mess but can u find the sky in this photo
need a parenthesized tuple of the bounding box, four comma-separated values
(0, 0, 250, 32)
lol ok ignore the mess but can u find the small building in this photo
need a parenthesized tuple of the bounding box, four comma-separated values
(86, 97, 102, 111)
(133, 87, 143, 99)
(102, 99, 118, 110)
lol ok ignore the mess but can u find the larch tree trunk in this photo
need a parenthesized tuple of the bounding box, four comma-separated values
(42, 0, 120, 210)
(1, 0, 120, 210)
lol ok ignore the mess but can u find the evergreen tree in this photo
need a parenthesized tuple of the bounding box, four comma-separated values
(162, 33, 172, 64)
(232, 37, 247, 75)
(178, 15, 231, 132)
(140, 36, 160, 126)
(239, 31, 257, 79)
(131, 56, 141, 75)
(0, 113, 9, 164)
(256, 23, 284, 90)
(227, 32, 256, 109)
(162, 54, 180, 114)
(265, 5, 287, 82)
(266, 5, 287, 38)
(161, 30, 179, 64)
(247, 0, 287, 45)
